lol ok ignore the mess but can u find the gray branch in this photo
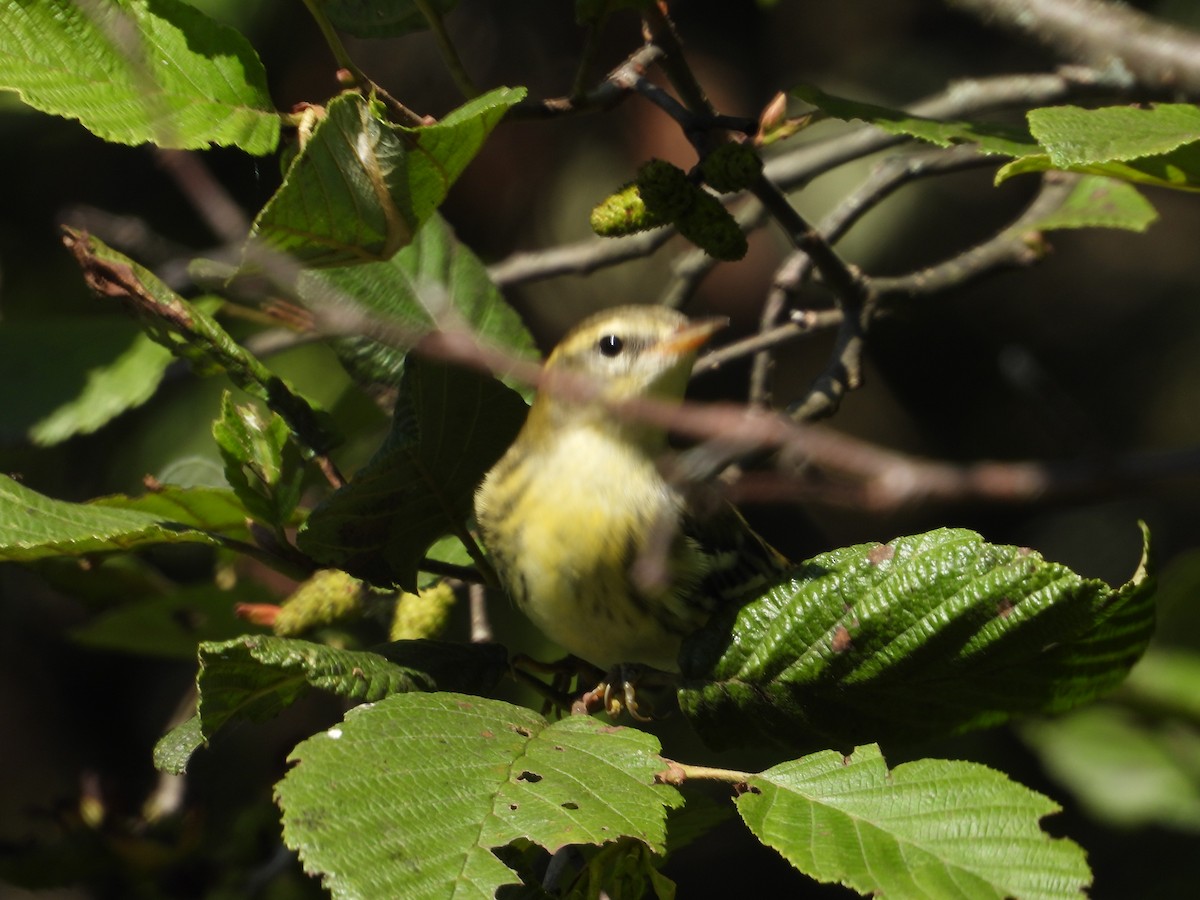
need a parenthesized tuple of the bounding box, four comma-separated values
(948, 0, 1200, 94)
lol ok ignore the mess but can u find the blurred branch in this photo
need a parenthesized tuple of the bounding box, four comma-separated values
(488, 226, 676, 286)
(948, 0, 1200, 95)
(737, 428, 1200, 514)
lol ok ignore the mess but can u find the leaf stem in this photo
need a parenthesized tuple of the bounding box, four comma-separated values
(658, 760, 757, 785)
(414, 0, 479, 99)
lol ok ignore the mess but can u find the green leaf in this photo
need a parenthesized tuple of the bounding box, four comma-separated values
(791, 83, 1038, 157)
(792, 86, 1195, 198)
(1017, 175, 1158, 233)
(0, 474, 221, 561)
(297, 358, 527, 590)
(563, 839, 676, 900)
(0, 316, 175, 446)
(0, 0, 278, 153)
(71, 580, 271, 660)
(91, 484, 259, 536)
(1027, 104, 1200, 168)
(299, 213, 538, 397)
(249, 87, 525, 267)
(179, 635, 506, 763)
(1021, 703, 1200, 832)
(1122, 646, 1200, 723)
(212, 392, 305, 527)
(318, 0, 458, 38)
(995, 105, 1200, 193)
(275, 692, 683, 899)
(680, 525, 1155, 752)
(64, 230, 339, 456)
(738, 744, 1090, 899)
(997, 145, 1200, 193)
(153, 715, 204, 776)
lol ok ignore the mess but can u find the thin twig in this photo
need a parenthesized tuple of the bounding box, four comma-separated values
(749, 144, 993, 405)
(640, 5, 715, 117)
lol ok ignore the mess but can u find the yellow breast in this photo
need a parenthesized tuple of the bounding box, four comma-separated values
(475, 423, 705, 671)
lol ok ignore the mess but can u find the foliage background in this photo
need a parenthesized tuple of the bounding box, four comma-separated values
(1, 0, 1199, 896)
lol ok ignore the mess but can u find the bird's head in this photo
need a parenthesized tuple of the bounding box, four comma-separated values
(529, 305, 727, 447)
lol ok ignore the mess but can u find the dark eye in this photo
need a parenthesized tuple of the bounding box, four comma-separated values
(597, 335, 624, 357)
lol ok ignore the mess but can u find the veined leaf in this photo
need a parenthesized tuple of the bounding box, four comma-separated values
(1028, 103, 1200, 168)
(275, 692, 683, 899)
(318, 0, 458, 38)
(738, 744, 1090, 899)
(680, 525, 1155, 752)
(0, 474, 221, 561)
(63, 230, 339, 456)
(92, 484, 261, 536)
(299, 213, 538, 398)
(249, 87, 525, 267)
(1000, 105, 1200, 193)
(156, 634, 507, 774)
(0, 0, 278, 153)
(792, 84, 1189, 202)
(791, 83, 1038, 157)
(297, 358, 527, 590)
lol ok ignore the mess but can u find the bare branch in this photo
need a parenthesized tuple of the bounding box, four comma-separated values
(873, 173, 1076, 299)
(949, 0, 1200, 95)
(510, 44, 664, 119)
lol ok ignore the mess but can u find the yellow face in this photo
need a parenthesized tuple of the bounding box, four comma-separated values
(543, 305, 727, 405)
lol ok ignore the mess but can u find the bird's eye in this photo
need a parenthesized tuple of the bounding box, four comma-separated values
(597, 335, 624, 357)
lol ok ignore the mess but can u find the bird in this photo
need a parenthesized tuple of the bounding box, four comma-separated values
(473, 304, 787, 713)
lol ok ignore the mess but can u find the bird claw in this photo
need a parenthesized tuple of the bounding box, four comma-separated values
(573, 664, 656, 721)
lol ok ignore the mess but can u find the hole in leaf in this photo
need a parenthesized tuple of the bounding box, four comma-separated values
(509, 803, 518, 811)
(561, 801, 579, 810)
(516, 770, 542, 783)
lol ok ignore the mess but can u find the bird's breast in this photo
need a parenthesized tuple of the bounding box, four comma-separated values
(475, 425, 696, 670)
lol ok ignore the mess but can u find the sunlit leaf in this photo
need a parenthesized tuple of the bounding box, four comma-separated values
(0, 0, 278, 153)
(681, 525, 1155, 752)
(275, 693, 682, 899)
(739, 744, 1090, 899)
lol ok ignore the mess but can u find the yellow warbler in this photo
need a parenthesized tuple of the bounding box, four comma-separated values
(474, 305, 786, 682)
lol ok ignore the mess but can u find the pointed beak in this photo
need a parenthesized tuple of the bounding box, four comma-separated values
(657, 316, 729, 357)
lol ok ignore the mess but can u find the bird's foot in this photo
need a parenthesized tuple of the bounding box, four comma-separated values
(573, 664, 672, 722)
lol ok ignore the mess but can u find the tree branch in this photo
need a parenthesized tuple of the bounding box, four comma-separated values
(948, 0, 1200, 95)
(490, 70, 1103, 290)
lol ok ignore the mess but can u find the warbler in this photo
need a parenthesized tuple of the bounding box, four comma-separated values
(474, 305, 787, 682)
